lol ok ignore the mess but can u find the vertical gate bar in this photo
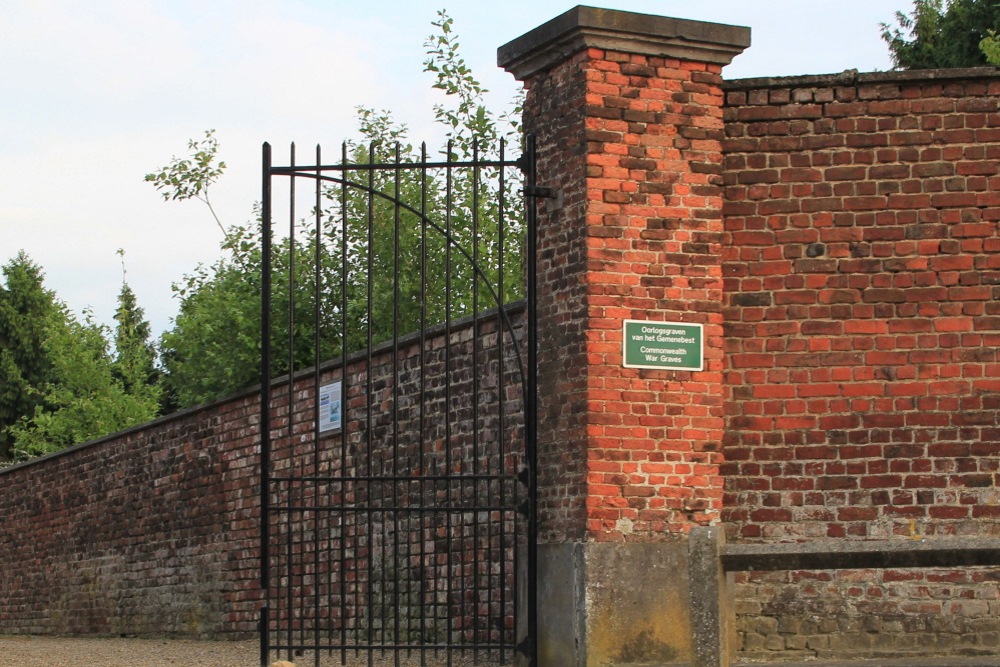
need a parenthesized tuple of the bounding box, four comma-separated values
(366, 141, 375, 667)
(392, 144, 402, 666)
(496, 139, 506, 659)
(378, 156, 386, 655)
(314, 143, 322, 667)
(287, 509, 295, 660)
(444, 140, 454, 667)
(490, 159, 500, 657)
(260, 142, 273, 667)
(525, 135, 539, 667)
(287, 142, 298, 663)
(339, 142, 350, 666)
(260, 606, 270, 667)
(471, 139, 481, 664)
(418, 142, 428, 667)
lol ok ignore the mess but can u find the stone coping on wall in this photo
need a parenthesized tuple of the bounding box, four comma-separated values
(0, 300, 527, 478)
(722, 537, 1000, 571)
(723, 66, 1000, 90)
(498, 4, 750, 80)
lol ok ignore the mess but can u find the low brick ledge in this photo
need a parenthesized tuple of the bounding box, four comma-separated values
(722, 538, 1000, 571)
(733, 656, 1000, 667)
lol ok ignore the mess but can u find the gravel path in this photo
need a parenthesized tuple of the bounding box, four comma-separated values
(0, 636, 258, 667)
(0, 636, 504, 666)
(4, 637, 999, 667)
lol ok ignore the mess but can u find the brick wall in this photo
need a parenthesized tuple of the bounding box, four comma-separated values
(0, 307, 525, 639)
(721, 69, 1000, 661)
(0, 396, 261, 637)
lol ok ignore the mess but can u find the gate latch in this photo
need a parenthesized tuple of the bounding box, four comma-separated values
(524, 185, 555, 199)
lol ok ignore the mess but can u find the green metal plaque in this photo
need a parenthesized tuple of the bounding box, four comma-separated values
(622, 320, 703, 371)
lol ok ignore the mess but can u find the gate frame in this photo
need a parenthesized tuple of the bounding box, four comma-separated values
(259, 138, 541, 666)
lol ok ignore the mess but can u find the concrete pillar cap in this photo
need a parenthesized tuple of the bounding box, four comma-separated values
(498, 5, 751, 80)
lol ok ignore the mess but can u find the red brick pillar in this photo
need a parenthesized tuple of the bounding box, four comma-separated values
(499, 8, 749, 665)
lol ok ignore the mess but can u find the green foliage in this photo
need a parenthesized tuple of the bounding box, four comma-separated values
(145, 129, 226, 203)
(423, 9, 523, 152)
(9, 305, 159, 460)
(328, 107, 523, 351)
(159, 222, 266, 409)
(0, 250, 161, 462)
(0, 252, 57, 460)
(159, 213, 349, 408)
(882, 0, 1000, 69)
(334, 130, 438, 353)
(981, 29, 1000, 63)
(157, 11, 526, 409)
(145, 129, 233, 246)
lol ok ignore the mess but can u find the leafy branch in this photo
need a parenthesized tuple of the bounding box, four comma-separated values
(423, 9, 523, 156)
(145, 129, 230, 242)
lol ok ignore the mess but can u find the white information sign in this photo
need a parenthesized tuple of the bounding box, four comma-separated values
(318, 381, 343, 434)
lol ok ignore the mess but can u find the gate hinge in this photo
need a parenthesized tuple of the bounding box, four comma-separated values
(517, 467, 531, 488)
(517, 636, 534, 657)
(523, 185, 555, 199)
(517, 500, 530, 517)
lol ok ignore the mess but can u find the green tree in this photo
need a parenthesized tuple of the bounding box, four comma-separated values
(154, 11, 524, 408)
(9, 305, 160, 460)
(157, 233, 263, 409)
(0, 252, 57, 460)
(882, 0, 1000, 69)
(113, 250, 160, 406)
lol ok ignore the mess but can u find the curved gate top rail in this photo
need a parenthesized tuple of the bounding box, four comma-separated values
(259, 137, 539, 667)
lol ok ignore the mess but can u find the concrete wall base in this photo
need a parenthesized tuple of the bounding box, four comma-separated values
(537, 541, 693, 666)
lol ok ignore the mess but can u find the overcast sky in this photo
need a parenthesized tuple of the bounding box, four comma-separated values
(2, 0, 904, 337)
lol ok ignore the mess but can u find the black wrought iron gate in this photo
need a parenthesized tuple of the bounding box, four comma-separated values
(259, 137, 538, 666)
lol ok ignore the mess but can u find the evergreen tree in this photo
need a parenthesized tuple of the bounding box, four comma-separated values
(112, 250, 160, 404)
(0, 252, 56, 461)
(0, 250, 161, 462)
(9, 304, 160, 460)
(882, 0, 1000, 69)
